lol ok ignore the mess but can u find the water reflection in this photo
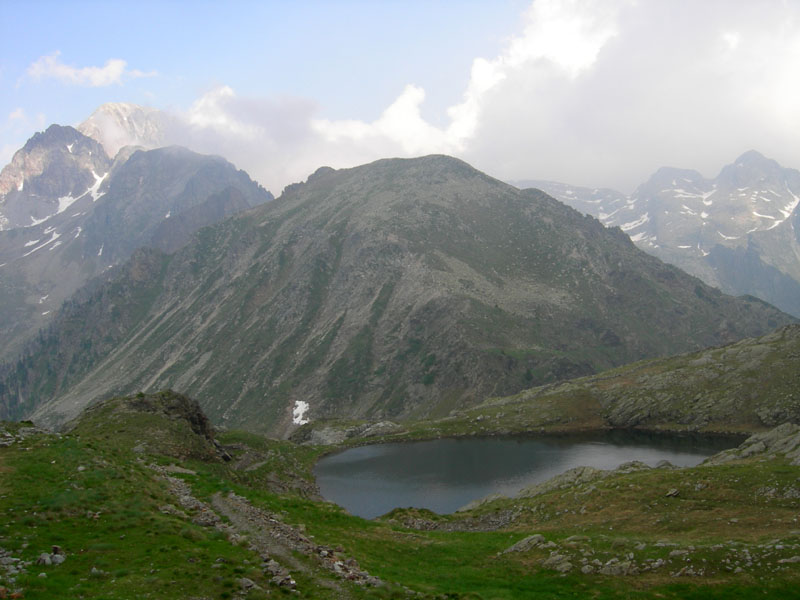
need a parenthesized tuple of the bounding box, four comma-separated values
(314, 431, 740, 519)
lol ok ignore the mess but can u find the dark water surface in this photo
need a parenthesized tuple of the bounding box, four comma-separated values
(314, 431, 740, 519)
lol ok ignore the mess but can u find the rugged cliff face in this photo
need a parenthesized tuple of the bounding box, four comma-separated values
(1, 155, 792, 435)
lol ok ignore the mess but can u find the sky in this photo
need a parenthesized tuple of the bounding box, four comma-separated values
(2, 0, 800, 195)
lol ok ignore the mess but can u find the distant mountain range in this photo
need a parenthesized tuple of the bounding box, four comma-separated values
(0, 155, 790, 436)
(514, 150, 800, 317)
(0, 123, 272, 360)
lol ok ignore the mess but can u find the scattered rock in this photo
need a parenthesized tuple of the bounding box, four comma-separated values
(542, 553, 573, 573)
(599, 558, 638, 576)
(503, 534, 546, 553)
(239, 576, 258, 591)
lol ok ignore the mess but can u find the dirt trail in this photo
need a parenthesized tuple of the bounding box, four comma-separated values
(212, 491, 382, 596)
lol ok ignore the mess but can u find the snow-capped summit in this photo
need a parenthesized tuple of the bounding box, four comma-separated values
(78, 102, 168, 158)
(516, 151, 800, 318)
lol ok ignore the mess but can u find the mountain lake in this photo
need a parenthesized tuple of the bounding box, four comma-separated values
(314, 431, 741, 519)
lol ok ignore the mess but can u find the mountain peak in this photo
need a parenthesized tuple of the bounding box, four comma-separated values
(23, 124, 87, 152)
(78, 102, 168, 158)
(0, 125, 109, 201)
(717, 150, 785, 187)
(732, 149, 776, 166)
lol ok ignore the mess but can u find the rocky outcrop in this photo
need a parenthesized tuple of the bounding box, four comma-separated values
(703, 423, 800, 466)
(517, 460, 653, 499)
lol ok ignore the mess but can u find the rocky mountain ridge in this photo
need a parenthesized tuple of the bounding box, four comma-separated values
(515, 150, 800, 317)
(0, 155, 791, 436)
(0, 125, 272, 360)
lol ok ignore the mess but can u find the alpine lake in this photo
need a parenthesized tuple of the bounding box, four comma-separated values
(314, 430, 741, 519)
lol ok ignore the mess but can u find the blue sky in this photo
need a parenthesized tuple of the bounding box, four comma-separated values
(1, 1, 522, 152)
(3, 1, 800, 194)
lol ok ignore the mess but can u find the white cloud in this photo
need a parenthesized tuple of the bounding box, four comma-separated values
(307, 0, 626, 159)
(187, 86, 261, 139)
(8, 108, 26, 121)
(27, 51, 155, 87)
(312, 84, 454, 155)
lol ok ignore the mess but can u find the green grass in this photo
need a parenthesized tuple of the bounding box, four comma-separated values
(0, 431, 266, 599)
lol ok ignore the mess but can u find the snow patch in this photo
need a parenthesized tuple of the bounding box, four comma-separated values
(74, 226, 82, 238)
(67, 143, 74, 153)
(629, 232, 647, 242)
(620, 212, 649, 232)
(598, 207, 620, 221)
(97, 244, 104, 257)
(17, 179, 23, 192)
(677, 245, 692, 249)
(41, 311, 50, 316)
(39, 294, 49, 304)
(700, 211, 709, 220)
(57, 193, 78, 214)
(24, 239, 40, 247)
(752, 211, 776, 220)
(292, 401, 310, 425)
(781, 186, 800, 218)
(718, 231, 739, 240)
(89, 171, 107, 201)
(28, 214, 49, 227)
(23, 231, 61, 257)
(165, 211, 171, 219)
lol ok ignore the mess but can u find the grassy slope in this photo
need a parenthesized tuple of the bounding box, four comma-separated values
(2, 393, 800, 599)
